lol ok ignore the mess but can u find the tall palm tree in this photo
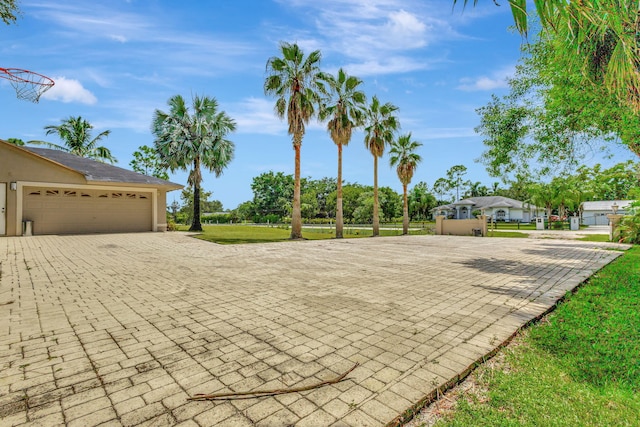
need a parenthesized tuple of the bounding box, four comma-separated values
(389, 133, 422, 235)
(264, 42, 322, 239)
(318, 68, 366, 238)
(152, 94, 236, 232)
(363, 96, 399, 236)
(40, 116, 116, 163)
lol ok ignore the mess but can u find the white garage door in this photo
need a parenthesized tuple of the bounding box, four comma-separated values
(23, 187, 153, 234)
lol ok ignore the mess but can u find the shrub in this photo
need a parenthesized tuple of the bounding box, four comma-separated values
(201, 213, 234, 224)
(251, 214, 283, 224)
(304, 217, 334, 225)
(619, 202, 640, 244)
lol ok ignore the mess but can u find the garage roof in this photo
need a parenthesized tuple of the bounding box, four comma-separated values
(581, 200, 635, 211)
(434, 196, 540, 211)
(23, 147, 182, 188)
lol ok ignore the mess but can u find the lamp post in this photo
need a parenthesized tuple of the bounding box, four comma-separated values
(607, 202, 622, 241)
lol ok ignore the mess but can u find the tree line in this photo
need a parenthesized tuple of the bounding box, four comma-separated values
(172, 161, 639, 226)
(8, 122, 636, 227)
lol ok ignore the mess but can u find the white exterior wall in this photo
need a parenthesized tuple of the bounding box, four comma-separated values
(489, 208, 530, 222)
(583, 211, 617, 226)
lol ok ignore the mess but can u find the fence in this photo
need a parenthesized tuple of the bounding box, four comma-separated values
(435, 215, 488, 237)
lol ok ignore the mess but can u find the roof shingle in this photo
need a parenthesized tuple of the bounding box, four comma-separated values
(23, 146, 181, 188)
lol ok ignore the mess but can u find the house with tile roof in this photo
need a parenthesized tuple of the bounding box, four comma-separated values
(1, 140, 182, 236)
(433, 196, 541, 222)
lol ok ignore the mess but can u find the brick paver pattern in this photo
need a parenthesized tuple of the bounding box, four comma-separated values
(0, 233, 624, 426)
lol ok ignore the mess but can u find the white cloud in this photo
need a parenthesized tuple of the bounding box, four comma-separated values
(342, 56, 429, 77)
(230, 97, 326, 135)
(418, 127, 477, 140)
(275, 0, 458, 76)
(93, 98, 159, 133)
(385, 9, 428, 49)
(31, 3, 257, 77)
(32, 3, 153, 43)
(457, 65, 515, 91)
(109, 34, 127, 43)
(41, 76, 97, 104)
(229, 97, 286, 135)
(457, 76, 507, 91)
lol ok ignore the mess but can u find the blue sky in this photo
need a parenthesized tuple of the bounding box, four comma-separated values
(2, 0, 635, 209)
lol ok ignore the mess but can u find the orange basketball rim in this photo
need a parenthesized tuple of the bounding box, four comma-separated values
(0, 67, 55, 103)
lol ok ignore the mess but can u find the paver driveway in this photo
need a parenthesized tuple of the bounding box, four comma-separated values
(0, 233, 626, 426)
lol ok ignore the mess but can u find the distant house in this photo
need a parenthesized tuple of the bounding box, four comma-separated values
(1, 140, 182, 236)
(580, 200, 636, 226)
(434, 196, 540, 222)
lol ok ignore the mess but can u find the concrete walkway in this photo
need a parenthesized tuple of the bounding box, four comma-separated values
(0, 233, 627, 426)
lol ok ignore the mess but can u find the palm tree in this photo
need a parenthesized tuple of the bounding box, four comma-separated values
(490, 182, 501, 195)
(264, 42, 322, 239)
(363, 96, 400, 236)
(318, 68, 366, 238)
(151, 94, 236, 232)
(6, 138, 25, 146)
(466, 181, 489, 198)
(39, 116, 116, 163)
(389, 133, 422, 235)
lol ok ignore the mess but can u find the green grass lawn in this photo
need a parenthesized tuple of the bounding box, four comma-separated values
(486, 231, 530, 238)
(178, 225, 332, 244)
(578, 234, 611, 242)
(177, 224, 431, 244)
(488, 222, 593, 231)
(489, 222, 538, 231)
(431, 246, 640, 427)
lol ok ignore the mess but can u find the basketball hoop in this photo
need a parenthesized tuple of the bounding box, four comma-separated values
(0, 68, 55, 103)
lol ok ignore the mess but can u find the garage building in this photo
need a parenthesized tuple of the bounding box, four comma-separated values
(1, 139, 182, 236)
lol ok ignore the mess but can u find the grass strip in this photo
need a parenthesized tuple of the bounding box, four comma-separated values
(178, 225, 430, 244)
(577, 234, 610, 242)
(430, 246, 640, 427)
(486, 231, 529, 238)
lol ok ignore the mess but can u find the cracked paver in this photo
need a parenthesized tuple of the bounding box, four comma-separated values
(0, 233, 627, 426)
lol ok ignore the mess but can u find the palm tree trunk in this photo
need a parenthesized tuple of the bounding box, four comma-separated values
(291, 143, 303, 239)
(403, 183, 409, 235)
(336, 144, 344, 239)
(190, 158, 203, 232)
(373, 155, 380, 237)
